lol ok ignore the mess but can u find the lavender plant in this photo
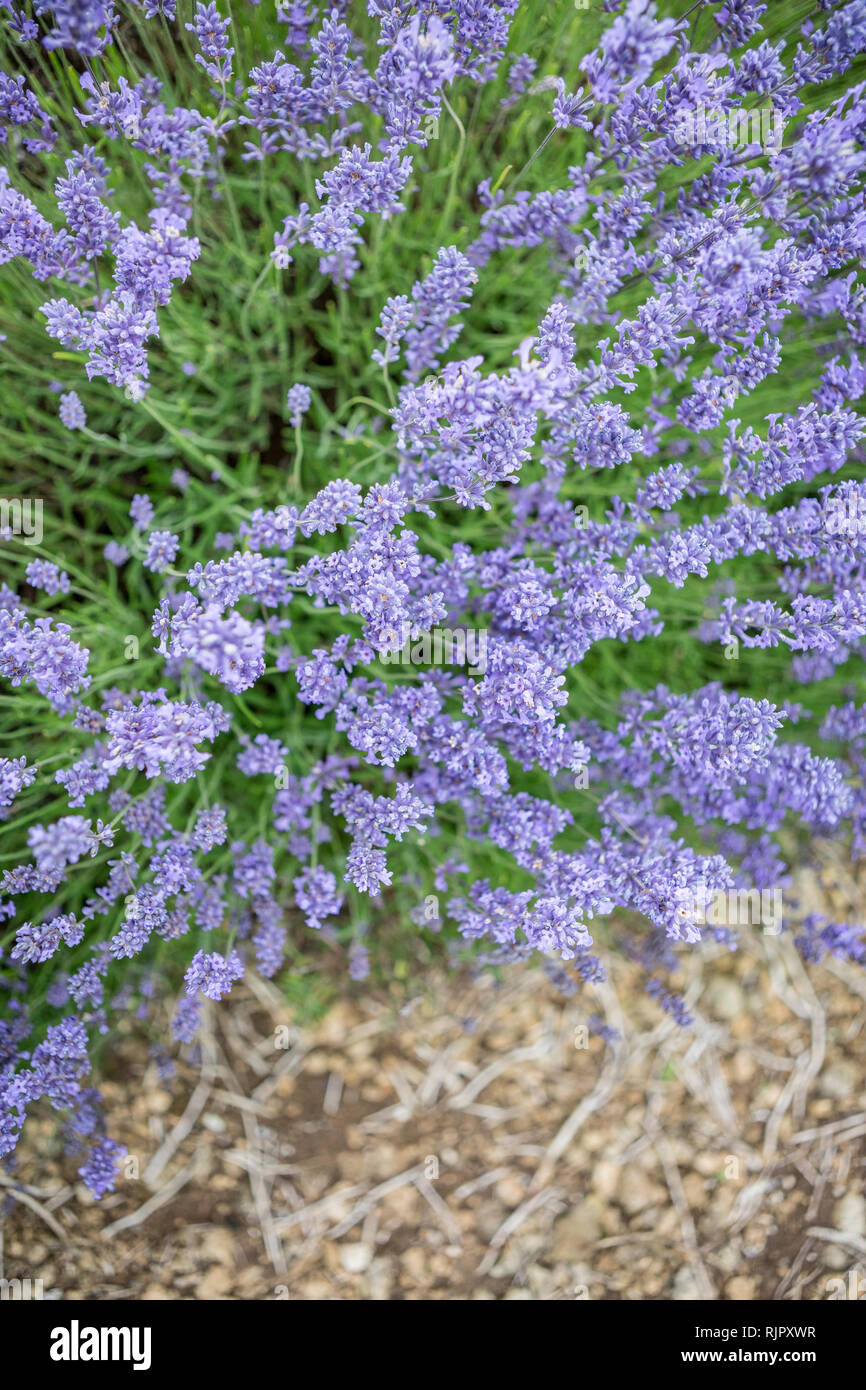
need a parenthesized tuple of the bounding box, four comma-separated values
(1, 0, 866, 1196)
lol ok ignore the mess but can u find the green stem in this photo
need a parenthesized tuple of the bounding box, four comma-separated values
(292, 421, 304, 492)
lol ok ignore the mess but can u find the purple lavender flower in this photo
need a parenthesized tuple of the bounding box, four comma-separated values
(184, 948, 244, 1000)
(12, 913, 83, 963)
(240, 505, 297, 552)
(372, 295, 413, 367)
(168, 604, 266, 693)
(237, 734, 288, 776)
(36, 0, 116, 56)
(502, 53, 536, 106)
(0, 72, 55, 152)
(0, 755, 36, 814)
(143, 530, 180, 573)
(130, 493, 154, 531)
(55, 167, 119, 260)
(286, 382, 311, 427)
(299, 480, 362, 537)
(192, 805, 228, 851)
(103, 694, 227, 782)
(0, 607, 90, 711)
(581, 0, 684, 101)
(171, 996, 201, 1043)
(58, 390, 86, 429)
(552, 80, 593, 131)
(25, 560, 70, 596)
(78, 1136, 126, 1198)
(293, 866, 343, 930)
(185, 2, 234, 84)
(348, 941, 370, 981)
(104, 540, 129, 566)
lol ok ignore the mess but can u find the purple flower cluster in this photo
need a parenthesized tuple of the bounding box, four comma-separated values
(58, 390, 86, 429)
(185, 2, 234, 85)
(3, 0, 866, 1198)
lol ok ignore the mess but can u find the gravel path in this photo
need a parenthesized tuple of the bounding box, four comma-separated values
(4, 892, 866, 1301)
